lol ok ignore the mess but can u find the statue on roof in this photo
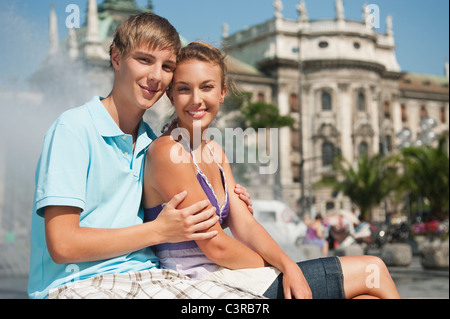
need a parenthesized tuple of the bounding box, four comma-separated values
(297, 0, 308, 22)
(386, 15, 393, 36)
(273, 0, 283, 19)
(335, 0, 345, 20)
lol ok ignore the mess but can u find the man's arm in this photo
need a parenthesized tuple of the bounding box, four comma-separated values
(45, 191, 218, 264)
(145, 138, 266, 270)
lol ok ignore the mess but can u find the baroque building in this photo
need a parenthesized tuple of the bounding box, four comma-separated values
(28, 0, 450, 221)
(223, 0, 449, 220)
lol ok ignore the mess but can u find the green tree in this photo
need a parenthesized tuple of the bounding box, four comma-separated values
(239, 102, 295, 131)
(321, 153, 399, 222)
(398, 137, 449, 220)
(222, 92, 295, 130)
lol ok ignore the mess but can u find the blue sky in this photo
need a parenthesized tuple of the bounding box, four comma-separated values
(0, 0, 448, 87)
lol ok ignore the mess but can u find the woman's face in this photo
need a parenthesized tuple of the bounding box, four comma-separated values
(167, 59, 227, 132)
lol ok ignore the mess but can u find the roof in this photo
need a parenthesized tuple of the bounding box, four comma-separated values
(399, 73, 449, 95)
(225, 55, 263, 76)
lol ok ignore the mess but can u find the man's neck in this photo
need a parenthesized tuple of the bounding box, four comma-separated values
(102, 94, 144, 142)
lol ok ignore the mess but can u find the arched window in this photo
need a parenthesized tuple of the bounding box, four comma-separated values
(322, 142, 335, 166)
(322, 92, 332, 111)
(358, 141, 369, 157)
(357, 92, 366, 111)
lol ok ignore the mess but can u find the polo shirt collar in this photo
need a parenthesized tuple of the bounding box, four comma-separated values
(87, 96, 153, 153)
(87, 96, 125, 137)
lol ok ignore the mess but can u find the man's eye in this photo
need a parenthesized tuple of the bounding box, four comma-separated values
(163, 65, 175, 72)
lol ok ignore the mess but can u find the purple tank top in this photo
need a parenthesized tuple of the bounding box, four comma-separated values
(144, 141, 230, 252)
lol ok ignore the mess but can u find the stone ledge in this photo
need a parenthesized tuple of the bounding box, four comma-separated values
(381, 243, 412, 267)
(298, 244, 322, 260)
(421, 240, 449, 270)
(333, 244, 364, 257)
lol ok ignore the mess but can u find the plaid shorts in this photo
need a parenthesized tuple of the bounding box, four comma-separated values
(47, 268, 265, 299)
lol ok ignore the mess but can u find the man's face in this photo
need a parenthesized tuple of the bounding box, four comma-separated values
(112, 45, 177, 112)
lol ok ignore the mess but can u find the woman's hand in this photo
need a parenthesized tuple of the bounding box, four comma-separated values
(282, 263, 313, 299)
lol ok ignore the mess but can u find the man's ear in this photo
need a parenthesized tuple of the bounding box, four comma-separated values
(111, 48, 121, 71)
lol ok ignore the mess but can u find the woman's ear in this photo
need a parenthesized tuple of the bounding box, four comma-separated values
(220, 86, 228, 104)
(166, 88, 174, 105)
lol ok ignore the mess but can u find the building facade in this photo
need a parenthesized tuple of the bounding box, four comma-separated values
(223, 0, 449, 220)
(21, 0, 450, 222)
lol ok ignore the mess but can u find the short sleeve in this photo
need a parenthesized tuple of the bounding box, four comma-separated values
(34, 120, 89, 217)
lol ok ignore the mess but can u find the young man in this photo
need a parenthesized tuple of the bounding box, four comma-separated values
(28, 13, 254, 299)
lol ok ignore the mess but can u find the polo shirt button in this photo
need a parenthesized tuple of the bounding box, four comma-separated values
(124, 152, 129, 157)
(122, 136, 127, 140)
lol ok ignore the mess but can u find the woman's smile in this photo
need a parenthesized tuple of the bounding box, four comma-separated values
(186, 109, 208, 119)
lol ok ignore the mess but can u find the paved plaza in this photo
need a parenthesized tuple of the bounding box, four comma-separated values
(0, 256, 447, 299)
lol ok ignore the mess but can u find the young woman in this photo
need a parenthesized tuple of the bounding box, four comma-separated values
(143, 42, 401, 299)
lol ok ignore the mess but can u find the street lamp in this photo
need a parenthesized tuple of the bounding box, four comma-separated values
(396, 117, 439, 222)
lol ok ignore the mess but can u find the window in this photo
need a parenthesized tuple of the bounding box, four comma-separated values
(401, 104, 408, 123)
(322, 92, 332, 111)
(354, 42, 361, 49)
(319, 41, 329, 48)
(291, 129, 301, 151)
(420, 106, 428, 119)
(322, 142, 335, 166)
(290, 93, 299, 112)
(358, 142, 369, 157)
(357, 92, 366, 111)
(386, 135, 392, 153)
(257, 92, 265, 103)
(292, 163, 301, 183)
(384, 102, 391, 119)
(440, 106, 447, 124)
(257, 211, 276, 223)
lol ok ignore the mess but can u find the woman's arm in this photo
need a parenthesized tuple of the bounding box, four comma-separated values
(212, 143, 312, 299)
(145, 137, 266, 269)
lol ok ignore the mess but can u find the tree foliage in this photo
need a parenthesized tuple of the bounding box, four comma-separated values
(398, 137, 449, 220)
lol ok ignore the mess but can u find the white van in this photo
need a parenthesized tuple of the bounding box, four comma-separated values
(252, 200, 307, 247)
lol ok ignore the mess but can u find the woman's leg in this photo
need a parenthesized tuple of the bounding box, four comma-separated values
(339, 255, 401, 299)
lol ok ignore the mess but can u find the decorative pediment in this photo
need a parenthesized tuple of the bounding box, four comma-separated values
(314, 123, 340, 140)
(353, 123, 375, 137)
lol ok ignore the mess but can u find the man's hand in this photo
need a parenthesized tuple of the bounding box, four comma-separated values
(155, 191, 219, 243)
(234, 184, 253, 214)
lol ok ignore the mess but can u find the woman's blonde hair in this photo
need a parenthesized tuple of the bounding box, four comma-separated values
(176, 42, 228, 89)
(109, 13, 181, 65)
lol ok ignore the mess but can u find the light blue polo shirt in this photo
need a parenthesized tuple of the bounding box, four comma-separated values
(28, 96, 159, 299)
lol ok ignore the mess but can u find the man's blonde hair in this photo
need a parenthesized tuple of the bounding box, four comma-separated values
(109, 13, 181, 65)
